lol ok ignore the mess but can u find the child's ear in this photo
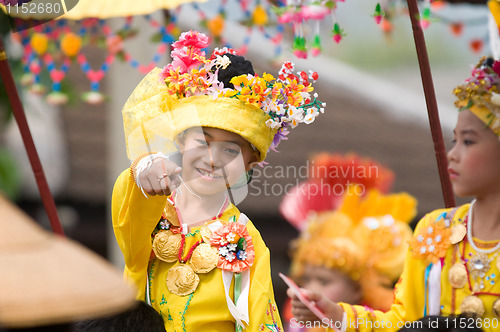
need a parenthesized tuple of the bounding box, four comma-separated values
(246, 152, 260, 171)
(176, 131, 186, 153)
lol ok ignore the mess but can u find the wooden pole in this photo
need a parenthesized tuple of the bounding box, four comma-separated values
(406, 0, 456, 208)
(0, 38, 64, 236)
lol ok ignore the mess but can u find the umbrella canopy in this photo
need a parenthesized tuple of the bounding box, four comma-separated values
(0, 194, 136, 328)
(1, 0, 206, 20)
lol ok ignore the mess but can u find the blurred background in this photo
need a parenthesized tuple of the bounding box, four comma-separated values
(0, 0, 492, 309)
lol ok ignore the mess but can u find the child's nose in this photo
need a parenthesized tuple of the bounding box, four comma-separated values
(447, 145, 458, 162)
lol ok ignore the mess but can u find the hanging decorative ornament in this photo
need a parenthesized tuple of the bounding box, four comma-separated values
(420, 7, 432, 29)
(470, 39, 484, 54)
(30, 33, 48, 56)
(331, 22, 345, 44)
(252, 4, 268, 26)
(373, 2, 384, 25)
(207, 14, 225, 37)
(449, 22, 464, 37)
(61, 33, 82, 58)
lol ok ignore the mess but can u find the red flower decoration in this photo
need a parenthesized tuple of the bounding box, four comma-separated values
(210, 222, 255, 273)
(172, 31, 209, 49)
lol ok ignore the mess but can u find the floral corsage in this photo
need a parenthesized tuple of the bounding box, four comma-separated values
(409, 212, 457, 263)
(210, 221, 255, 273)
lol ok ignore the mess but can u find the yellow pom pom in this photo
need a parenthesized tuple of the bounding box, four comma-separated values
(252, 5, 268, 26)
(30, 33, 48, 56)
(61, 33, 82, 57)
(208, 15, 225, 37)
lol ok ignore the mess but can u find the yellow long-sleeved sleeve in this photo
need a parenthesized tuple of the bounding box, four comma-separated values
(111, 169, 167, 299)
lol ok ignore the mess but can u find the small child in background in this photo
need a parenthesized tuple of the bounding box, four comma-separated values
(287, 57, 500, 332)
(280, 153, 416, 331)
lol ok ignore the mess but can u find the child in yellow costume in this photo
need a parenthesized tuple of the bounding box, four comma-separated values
(288, 57, 500, 332)
(280, 154, 416, 331)
(112, 31, 324, 332)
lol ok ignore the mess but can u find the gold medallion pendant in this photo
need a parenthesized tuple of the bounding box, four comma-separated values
(152, 230, 182, 263)
(166, 264, 200, 296)
(189, 243, 218, 273)
(449, 261, 468, 289)
(460, 295, 485, 318)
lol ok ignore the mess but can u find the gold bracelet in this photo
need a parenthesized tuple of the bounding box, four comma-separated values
(130, 152, 155, 183)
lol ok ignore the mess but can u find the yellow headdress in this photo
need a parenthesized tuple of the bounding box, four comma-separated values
(122, 31, 325, 162)
(282, 153, 416, 311)
(453, 56, 500, 137)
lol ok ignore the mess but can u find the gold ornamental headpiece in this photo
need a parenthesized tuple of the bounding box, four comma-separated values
(122, 30, 325, 162)
(453, 56, 500, 137)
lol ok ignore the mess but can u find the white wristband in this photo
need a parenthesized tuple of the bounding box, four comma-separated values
(134, 152, 170, 197)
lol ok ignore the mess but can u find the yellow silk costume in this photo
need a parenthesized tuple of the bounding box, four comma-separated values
(334, 204, 500, 332)
(112, 169, 283, 331)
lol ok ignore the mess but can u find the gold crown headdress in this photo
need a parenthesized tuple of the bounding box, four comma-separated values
(122, 31, 325, 162)
(453, 56, 500, 137)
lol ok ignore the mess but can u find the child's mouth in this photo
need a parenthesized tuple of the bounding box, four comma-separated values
(196, 168, 223, 180)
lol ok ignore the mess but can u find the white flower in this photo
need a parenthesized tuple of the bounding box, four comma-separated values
(219, 238, 228, 246)
(225, 252, 236, 262)
(215, 55, 231, 69)
(420, 246, 427, 254)
(417, 235, 424, 243)
(237, 251, 247, 260)
(227, 243, 237, 252)
(303, 108, 319, 124)
(266, 118, 282, 129)
(226, 232, 237, 243)
(219, 246, 229, 256)
(427, 226, 434, 234)
(435, 235, 442, 243)
(428, 245, 435, 252)
(426, 238, 433, 245)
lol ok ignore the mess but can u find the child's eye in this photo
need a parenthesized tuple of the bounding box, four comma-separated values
(196, 139, 208, 146)
(463, 139, 474, 146)
(451, 139, 457, 145)
(225, 148, 240, 155)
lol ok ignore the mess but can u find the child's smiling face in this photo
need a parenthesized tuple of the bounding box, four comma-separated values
(447, 110, 500, 198)
(178, 127, 260, 196)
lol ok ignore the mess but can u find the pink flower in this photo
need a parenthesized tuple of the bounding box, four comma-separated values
(210, 222, 255, 273)
(493, 61, 500, 76)
(172, 31, 209, 49)
(332, 34, 342, 43)
(106, 35, 123, 54)
(310, 47, 321, 57)
(170, 48, 206, 74)
(301, 5, 330, 20)
(293, 49, 308, 59)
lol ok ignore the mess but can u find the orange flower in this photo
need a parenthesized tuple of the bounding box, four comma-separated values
(61, 33, 82, 57)
(210, 221, 255, 273)
(410, 219, 451, 263)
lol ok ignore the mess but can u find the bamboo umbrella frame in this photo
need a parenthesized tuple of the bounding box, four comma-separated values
(406, 0, 456, 208)
(0, 38, 65, 235)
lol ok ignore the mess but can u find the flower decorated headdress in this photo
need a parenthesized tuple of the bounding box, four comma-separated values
(280, 153, 416, 311)
(280, 153, 395, 230)
(453, 56, 500, 138)
(122, 30, 325, 162)
(289, 189, 416, 311)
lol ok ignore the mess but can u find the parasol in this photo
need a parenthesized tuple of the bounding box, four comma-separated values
(0, 0, 205, 235)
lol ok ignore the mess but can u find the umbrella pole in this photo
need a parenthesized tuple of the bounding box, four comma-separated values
(406, 0, 456, 208)
(0, 38, 64, 236)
